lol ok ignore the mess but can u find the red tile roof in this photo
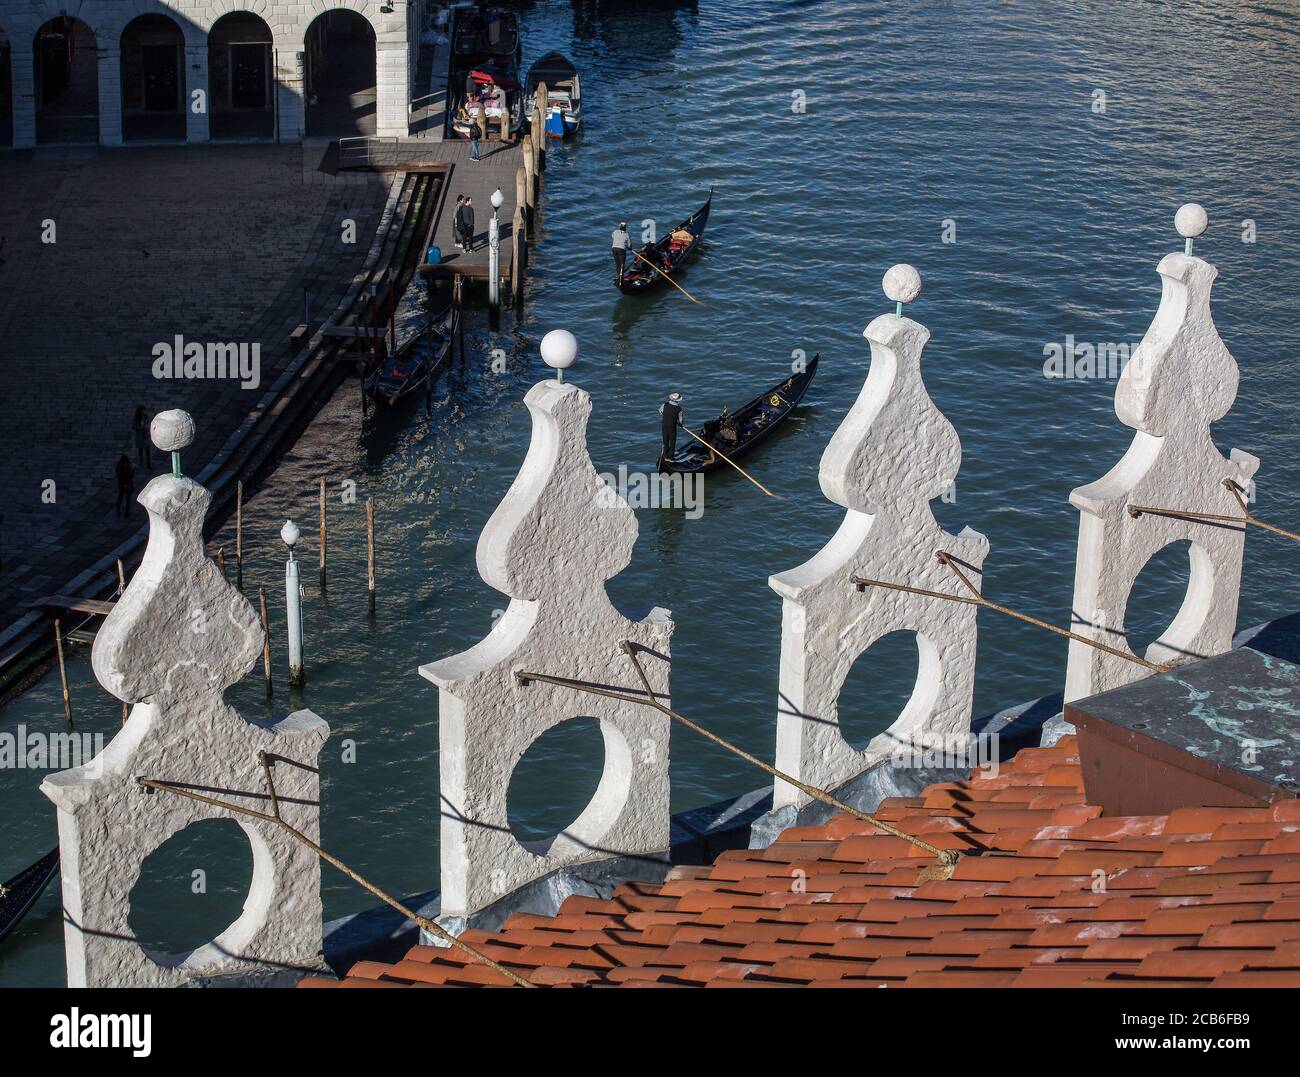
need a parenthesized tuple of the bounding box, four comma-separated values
(301, 738, 1300, 988)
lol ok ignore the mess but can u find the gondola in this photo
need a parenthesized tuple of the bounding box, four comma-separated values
(657, 355, 819, 474)
(616, 189, 712, 295)
(362, 300, 459, 407)
(0, 848, 58, 945)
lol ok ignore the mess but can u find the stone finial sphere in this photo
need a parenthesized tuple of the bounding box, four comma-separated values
(281, 520, 300, 548)
(150, 409, 195, 452)
(540, 329, 578, 371)
(883, 264, 922, 305)
(1175, 203, 1208, 239)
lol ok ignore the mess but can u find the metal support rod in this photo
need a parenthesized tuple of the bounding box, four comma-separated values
(54, 619, 73, 729)
(1128, 478, 1300, 544)
(136, 773, 534, 988)
(851, 554, 1169, 673)
(514, 645, 962, 870)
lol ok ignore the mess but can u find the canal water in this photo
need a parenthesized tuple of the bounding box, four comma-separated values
(5, 0, 1300, 985)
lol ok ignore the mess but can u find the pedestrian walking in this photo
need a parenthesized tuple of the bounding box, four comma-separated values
(611, 221, 631, 283)
(115, 454, 135, 518)
(131, 405, 151, 467)
(470, 120, 481, 162)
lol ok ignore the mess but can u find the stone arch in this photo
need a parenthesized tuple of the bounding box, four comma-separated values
(32, 14, 99, 144)
(120, 10, 187, 141)
(302, 6, 377, 137)
(209, 10, 275, 139)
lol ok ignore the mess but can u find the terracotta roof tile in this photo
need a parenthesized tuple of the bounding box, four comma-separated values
(305, 736, 1300, 989)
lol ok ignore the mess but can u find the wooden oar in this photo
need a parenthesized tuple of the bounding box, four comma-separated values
(630, 247, 701, 304)
(683, 427, 780, 499)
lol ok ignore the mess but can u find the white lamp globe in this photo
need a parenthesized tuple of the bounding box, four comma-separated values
(281, 520, 300, 549)
(540, 329, 578, 373)
(1175, 202, 1208, 239)
(491, 188, 505, 210)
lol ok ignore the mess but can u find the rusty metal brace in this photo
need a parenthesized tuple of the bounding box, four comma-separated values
(852, 552, 1169, 674)
(1128, 478, 1300, 544)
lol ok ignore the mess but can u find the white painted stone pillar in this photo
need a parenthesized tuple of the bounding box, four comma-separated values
(375, 43, 409, 137)
(768, 267, 988, 810)
(41, 411, 330, 988)
(185, 43, 209, 143)
(1064, 205, 1259, 703)
(274, 45, 304, 143)
(421, 332, 673, 920)
(96, 44, 122, 147)
(10, 42, 37, 149)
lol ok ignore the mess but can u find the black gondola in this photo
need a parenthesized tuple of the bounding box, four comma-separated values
(362, 300, 459, 407)
(0, 848, 58, 944)
(657, 355, 819, 474)
(616, 189, 712, 295)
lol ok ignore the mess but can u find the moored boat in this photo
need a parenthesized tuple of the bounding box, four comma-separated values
(657, 356, 819, 474)
(617, 189, 712, 296)
(527, 52, 582, 138)
(0, 848, 58, 945)
(362, 301, 459, 407)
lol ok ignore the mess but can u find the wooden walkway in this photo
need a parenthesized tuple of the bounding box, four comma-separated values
(348, 139, 527, 284)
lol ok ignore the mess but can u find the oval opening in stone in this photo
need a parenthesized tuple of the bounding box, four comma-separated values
(507, 716, 606, 845)
(128, 818, 253, 959)
(1125, 540, 1193, 654)
(837, 630, 922, 752)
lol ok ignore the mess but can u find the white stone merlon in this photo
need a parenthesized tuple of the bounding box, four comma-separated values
(768, 267, 988, 811)
(421, 338, 673, 922)
(1064, 205, 1260, 703)
(40, 412, 329, 988)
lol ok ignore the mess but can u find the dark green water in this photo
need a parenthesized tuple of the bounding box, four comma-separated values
(5, 0, 1300, 985)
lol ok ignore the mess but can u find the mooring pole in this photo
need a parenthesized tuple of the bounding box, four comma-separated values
(217, 544, 226, 578)
(488, 188, 503, 320)
(318, 477, 328, 589)
(282, 520, 305, 687)
(236, 479, 244, 586)
(366, 497, 376, 613)
(54, 619, 73, 729)
(116, 558, 129, 725)
(259, 585, 273, 697)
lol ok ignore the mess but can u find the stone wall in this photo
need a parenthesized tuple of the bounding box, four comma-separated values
(0, 0, 412, 147)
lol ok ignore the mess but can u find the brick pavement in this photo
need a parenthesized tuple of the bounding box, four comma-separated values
(0, 143, 391, 634)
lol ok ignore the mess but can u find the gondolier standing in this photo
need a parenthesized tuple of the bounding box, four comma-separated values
(659, 391, 684, 464)
(611, 221, 631, 282)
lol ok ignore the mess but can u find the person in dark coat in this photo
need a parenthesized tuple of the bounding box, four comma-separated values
(115, 454, 135, 518)
(131, 405, 151, 466)
(659, 391, 684, 464)
(462, 197, 477, 252)
(453, 195, 468, 250)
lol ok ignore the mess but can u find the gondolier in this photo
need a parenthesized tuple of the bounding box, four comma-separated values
(659, 391, 684, 463)
(611, 221, 631, 282)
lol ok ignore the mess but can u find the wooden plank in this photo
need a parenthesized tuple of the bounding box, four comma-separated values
(28, 595, 115, 616)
